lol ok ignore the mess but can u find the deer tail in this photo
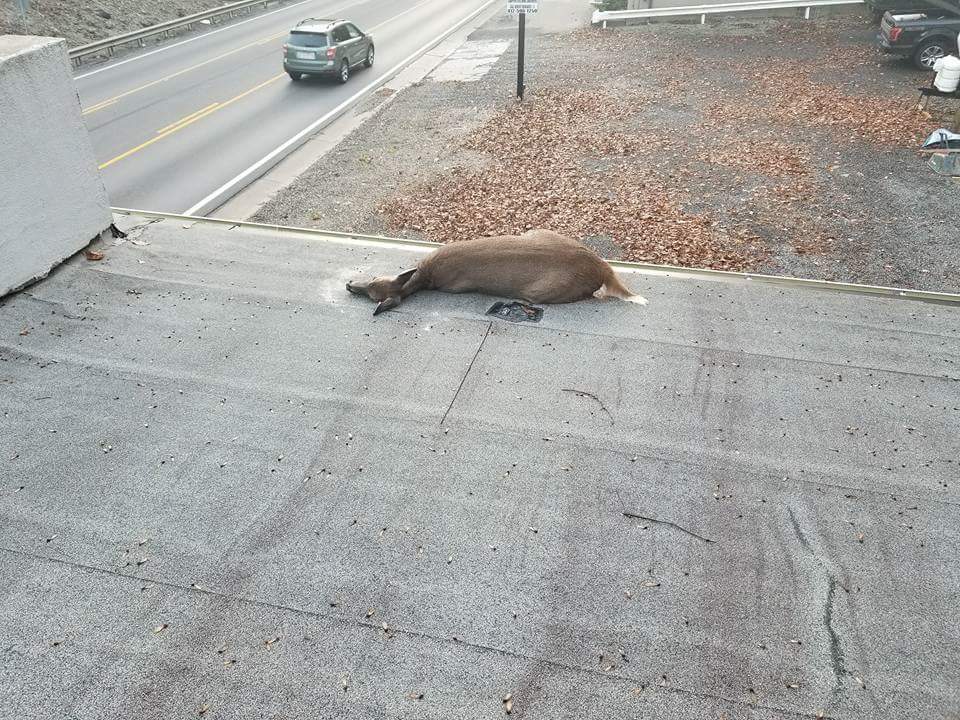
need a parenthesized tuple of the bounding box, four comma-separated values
(598, 266, 648, 305)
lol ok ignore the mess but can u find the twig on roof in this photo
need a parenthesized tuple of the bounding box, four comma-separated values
(623, 511, 715, 544)
(561, 388, 614, 425)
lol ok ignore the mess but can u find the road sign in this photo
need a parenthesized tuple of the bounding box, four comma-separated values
(507, 0, 538, 14)
(507, 1, 537, 100)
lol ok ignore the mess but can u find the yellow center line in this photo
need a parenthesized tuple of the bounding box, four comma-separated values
(90, 98, 119, 113)
(98, 73, 285, 170)
(84, 0, 437, 116)
(82, 30, 287, 116)
(156, 103, 219, 134)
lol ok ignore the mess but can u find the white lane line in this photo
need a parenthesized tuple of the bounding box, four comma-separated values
(367, 0, 437, 32)
(183, 0, 498, 217)
(75, 0, 325, 80)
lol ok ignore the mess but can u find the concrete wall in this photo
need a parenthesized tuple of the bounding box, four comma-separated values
(0, 35, 111, 297)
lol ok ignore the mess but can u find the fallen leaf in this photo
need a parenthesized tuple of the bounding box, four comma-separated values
(85, 250, 104, 261)
(153, 623, 168, 634)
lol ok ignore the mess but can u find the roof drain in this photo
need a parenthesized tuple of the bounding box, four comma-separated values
(486, 301, 543, 323)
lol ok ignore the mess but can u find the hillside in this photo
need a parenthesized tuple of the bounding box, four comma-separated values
(0, 0, 226, 48)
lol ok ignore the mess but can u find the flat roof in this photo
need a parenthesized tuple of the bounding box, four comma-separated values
(1, 211, 958, 718)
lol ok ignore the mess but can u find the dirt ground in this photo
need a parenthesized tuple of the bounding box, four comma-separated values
(254, 11, 960, 293)
(1, 0, 228, 47)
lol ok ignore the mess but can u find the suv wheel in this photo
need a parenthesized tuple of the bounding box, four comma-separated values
(914, 38, 947, 70)
(364, 45, 375, 68)
(338, 60, 350, 84)
(288, 71, 302, 81)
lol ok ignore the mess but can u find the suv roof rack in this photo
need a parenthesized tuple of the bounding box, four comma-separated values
(295, 18, 339, 28)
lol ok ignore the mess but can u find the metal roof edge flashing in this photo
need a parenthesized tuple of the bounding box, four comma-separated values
(111, 208, 960, 306)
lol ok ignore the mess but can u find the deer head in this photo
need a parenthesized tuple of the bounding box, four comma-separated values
(346, 268, 418, 315)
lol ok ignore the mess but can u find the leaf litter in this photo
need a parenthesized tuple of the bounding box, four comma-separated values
(378, 17, 940, 279)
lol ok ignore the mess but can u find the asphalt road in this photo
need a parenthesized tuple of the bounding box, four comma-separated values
(76, 0, 494, 214)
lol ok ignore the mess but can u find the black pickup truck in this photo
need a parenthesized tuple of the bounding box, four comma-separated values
(878, 7, 960, 69)
(866, 0, 955, 14)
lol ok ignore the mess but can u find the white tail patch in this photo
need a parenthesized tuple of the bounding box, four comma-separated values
(594, 283, 647, 305)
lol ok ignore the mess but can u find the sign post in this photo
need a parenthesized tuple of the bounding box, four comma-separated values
(506, 0, 538, 100)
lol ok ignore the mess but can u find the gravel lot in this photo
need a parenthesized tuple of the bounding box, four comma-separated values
(254, 10, 960, 292)
(1, 0, 232, 48)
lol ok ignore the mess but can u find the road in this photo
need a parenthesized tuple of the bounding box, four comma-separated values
(76, 0, 494, 214)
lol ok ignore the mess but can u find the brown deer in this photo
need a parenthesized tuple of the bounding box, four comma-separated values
(346, 230, 647, 315)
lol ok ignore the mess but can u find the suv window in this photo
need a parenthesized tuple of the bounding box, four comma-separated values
(346, 24, 362, 39)
(331, 24, 351, 43)
(288, 31, 328, 48)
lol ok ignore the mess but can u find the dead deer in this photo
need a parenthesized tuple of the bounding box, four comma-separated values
(346, 230, 647, 315)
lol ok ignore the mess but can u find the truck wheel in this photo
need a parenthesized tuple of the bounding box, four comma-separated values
(338, 60, 350, 84)
(914, 38, 948, 70)
(364, 45, 375, 68)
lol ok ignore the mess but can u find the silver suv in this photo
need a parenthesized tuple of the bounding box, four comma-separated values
(282, 19, 374, 83)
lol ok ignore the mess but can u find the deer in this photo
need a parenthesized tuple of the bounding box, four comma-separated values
(345, 230, 647, 315)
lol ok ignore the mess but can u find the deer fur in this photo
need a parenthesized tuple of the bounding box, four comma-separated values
(345, 230, 647, 315)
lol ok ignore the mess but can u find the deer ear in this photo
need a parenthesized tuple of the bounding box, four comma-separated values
(395, 268, 417, 285)
(373, 296, 401, 316)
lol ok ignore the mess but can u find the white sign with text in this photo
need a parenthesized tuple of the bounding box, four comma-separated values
(507, 0, 539, 13)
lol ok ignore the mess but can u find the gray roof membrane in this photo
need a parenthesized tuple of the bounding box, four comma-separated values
(1, 213, 958, 719)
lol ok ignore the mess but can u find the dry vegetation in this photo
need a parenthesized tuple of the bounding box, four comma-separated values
(382, 90, 759, 270)
(381, 21, 937, 273)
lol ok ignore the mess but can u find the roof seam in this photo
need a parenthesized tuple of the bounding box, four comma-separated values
(0, 544, 818, 720)
(487, 318, 960, 383)
(19, 265, 958, 384)
(2, 344, 955, 509)
(441, 321, 491, 426)
(439, 420, 960, 510)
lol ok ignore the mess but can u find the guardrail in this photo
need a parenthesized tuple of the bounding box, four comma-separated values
(68, 0, 294, 66)
(592, 0, 863, 26)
